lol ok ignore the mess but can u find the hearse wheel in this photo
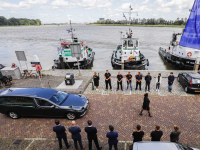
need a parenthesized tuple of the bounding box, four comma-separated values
(177, 76, 180, 82)
(8, 112, 19, 119)
(66, 112, 76, 120)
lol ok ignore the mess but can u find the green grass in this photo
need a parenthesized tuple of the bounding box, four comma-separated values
(88, 24, 185, 28)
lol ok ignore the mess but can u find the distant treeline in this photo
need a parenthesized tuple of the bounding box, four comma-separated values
(0, 16, 41, 26)
(94, 17, 187, 25)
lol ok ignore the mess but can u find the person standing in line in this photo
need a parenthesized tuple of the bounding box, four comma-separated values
(93, 72, 100, 91)
(168, 72, 175, 92)
(126, 72, 132, 91)
(135, 72, 142, 90)
(105, 70, 112, 91)
(145, 73, 152, 92)
(132, 125, 144, 142)
(68, 121, 85, 150)
(36, 64, 42, 78)
(170, 125, 181, 142)
(139, 93, 152, 117)
(106, 125, 118, 150)
(85, 120, 102, 150)
(156, 73, 162, 92)
(53, 120, 71, 150)
(117, 72, 123, 91)
(150, 125, 163, 141)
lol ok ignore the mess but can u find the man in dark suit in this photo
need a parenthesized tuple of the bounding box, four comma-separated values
(106, 125, 118, 150)
(53, 120, 71, 150)
(68, 121, 85, 150)
(85, 120, 102, 150)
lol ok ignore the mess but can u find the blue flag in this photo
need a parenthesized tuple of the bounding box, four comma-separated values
(179, 0, 200, 50)
(123, 13, 127, 20)
(57, 47, 62, 52)
(67, 30, 71, 33)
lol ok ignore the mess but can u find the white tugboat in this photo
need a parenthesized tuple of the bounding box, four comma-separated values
(111, 5, 149, 69)
(159, 0, 200, 70)
(53, 21, 95, 69)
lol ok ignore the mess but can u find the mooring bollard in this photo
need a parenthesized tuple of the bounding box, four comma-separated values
(92, 82, 94, 90)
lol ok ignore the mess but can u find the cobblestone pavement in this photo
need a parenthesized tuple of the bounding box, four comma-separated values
(0, 94, 200, 149)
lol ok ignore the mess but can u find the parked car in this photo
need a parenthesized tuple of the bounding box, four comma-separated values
(132, 141, 199, 150)
(0, 88, 89, 119)
(178, 72, 200, 93)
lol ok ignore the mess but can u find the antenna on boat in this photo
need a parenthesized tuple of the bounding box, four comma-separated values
(69, 20, 75, 43)
(123, 4, 138, 35)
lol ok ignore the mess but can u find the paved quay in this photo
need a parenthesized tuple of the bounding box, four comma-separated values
(0, 94, 200, 149)
(0, 69, 200, 149)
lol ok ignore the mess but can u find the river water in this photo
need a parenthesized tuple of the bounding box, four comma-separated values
(0, 25, 183, 70)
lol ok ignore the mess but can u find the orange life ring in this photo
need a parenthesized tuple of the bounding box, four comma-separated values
(176, 41, 179, 45)
(187, 52, 192, 57)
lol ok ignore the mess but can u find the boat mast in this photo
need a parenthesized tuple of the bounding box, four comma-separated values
(69, 20, 75, 42)
(123, 4, 138, 35)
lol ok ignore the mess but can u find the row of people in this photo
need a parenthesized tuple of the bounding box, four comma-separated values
(53, 120, 181, 150)
(93, 70, 175, 92)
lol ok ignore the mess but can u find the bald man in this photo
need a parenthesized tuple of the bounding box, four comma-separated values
(68, 121, 85, 150)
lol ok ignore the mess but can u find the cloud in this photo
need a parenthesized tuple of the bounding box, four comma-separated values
(141, 0, 149, 5)
(11, 11, 17, 14)
(155, 0, 192, 10)
(0, 0, 49, 10)
(51, 0, 112, 9)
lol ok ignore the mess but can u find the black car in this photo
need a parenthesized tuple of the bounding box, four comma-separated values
(0, 88, 89, 119)
(178, 72, 200, 93)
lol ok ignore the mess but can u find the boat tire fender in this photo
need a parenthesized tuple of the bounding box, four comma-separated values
(179, 62, 185, 68)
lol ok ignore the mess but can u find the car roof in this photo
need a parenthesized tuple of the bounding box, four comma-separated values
(133, 142, 179, 150)
(0, 88, 58, 100)
(183, 72, 200, 79)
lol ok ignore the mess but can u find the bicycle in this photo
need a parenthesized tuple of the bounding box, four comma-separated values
(21, 70, 37, 79)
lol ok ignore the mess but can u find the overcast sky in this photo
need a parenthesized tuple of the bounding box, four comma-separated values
(0, 0, 194, 23)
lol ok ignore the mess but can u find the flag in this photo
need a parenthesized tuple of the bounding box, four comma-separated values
(67, 30, 71, 33)
(57, 47, 62, 52)
(179, 0, 200, 50)
(123, 13, 127, 20)
(134, 50, 137, 54)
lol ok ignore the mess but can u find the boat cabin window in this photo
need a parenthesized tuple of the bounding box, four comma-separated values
(62, 45, 70, 49)
(123, 40, 127, 47)
(128, 40, 134, 47)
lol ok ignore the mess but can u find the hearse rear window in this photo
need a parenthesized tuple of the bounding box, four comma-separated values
(6, 97, 34, 107)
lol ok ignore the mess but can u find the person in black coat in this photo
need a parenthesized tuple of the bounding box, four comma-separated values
(139, 93, 152, 117)
(135, 72, 142, 90)
(170, 125, 181, 142)
(53, 120, 71, 149)
(145, 73, 152, 92)
(93, 72, 100, 90)
(68, 121, 85, 150)
(85, 120, 102, 150)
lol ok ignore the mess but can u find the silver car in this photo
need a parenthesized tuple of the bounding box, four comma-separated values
(133, 142, 199, 150)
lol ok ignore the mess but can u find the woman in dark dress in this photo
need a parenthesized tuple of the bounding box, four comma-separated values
(93, 72, 99, 90)
(139, 93, 152, 117)
(170, 125, 181, 142)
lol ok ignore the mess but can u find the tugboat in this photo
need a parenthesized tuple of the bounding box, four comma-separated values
(111, 5, 149, 70)
(159, 0, 200, 70)
(53, 21, 95, 69)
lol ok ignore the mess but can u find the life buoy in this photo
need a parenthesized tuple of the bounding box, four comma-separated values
(187, 52, 192, 57)
(176, 41, 179, 45)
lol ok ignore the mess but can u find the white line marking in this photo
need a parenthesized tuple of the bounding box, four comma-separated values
(25, 140, 35, 150)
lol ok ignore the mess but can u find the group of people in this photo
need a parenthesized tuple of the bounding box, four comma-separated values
(53, 120, 181, 150)
(93, 70, 175, 93)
